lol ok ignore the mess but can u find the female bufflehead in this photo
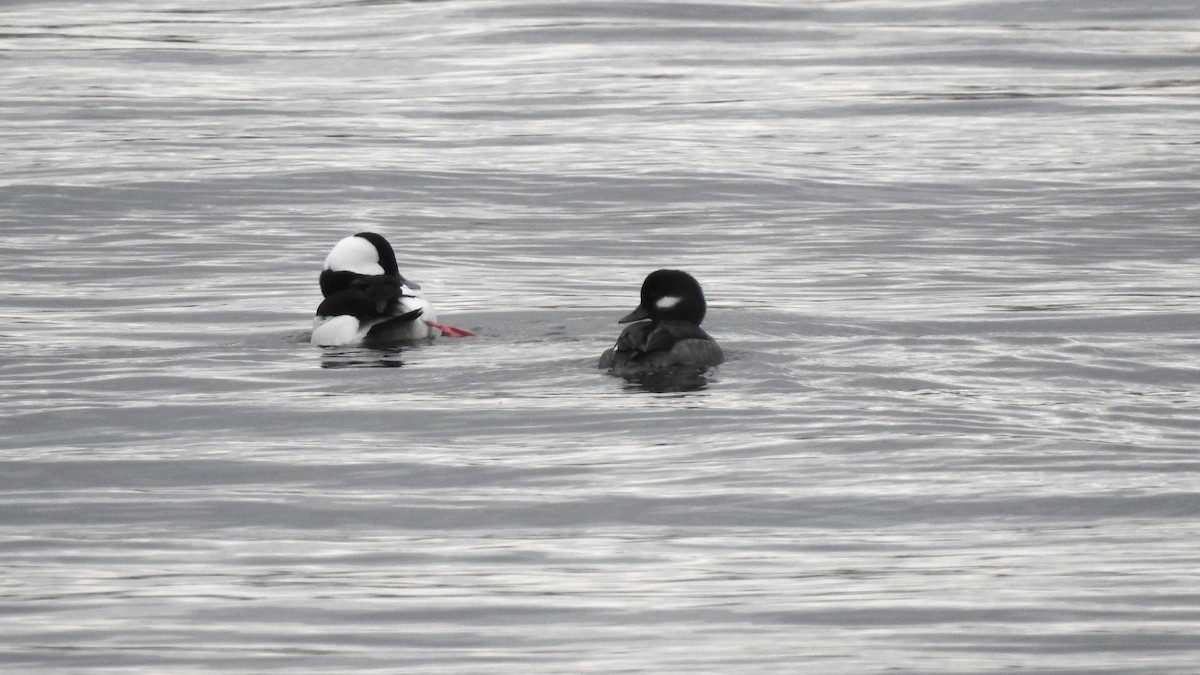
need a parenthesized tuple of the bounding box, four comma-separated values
(311, 232, 472, 346)
(598, 269, 724, 374)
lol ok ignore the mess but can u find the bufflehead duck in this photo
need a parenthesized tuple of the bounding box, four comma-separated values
(311, 232, 472, 346)
(598, 269, 724, 374)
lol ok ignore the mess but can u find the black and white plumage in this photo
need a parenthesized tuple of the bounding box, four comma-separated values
(598, 269, 724, 374)
(311, 232, 439, 346)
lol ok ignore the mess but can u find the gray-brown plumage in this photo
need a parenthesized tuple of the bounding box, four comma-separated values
(599, 269, 724, 375)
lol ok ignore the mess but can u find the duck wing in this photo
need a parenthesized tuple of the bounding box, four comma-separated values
(613, 321, 654, 354)
(315, 275, 402, 320)
(642, 320, 713, 354)
(371, 306, 425, 330)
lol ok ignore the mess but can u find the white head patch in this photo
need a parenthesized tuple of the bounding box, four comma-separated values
(324, 235, 384, 275)
(656, 295, 681, 310)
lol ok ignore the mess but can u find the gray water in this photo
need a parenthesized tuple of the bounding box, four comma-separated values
(3, 0, 1200, 672)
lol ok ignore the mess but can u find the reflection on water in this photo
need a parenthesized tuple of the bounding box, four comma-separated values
(318, 346, 407, 369)
(616, 369, 715, 394)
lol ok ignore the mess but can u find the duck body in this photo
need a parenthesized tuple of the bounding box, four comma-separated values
(598, 319, 724, 374)
(312, 275, 434, 346)
(311, 232, 440, 346)
(599, 269, 723, 375)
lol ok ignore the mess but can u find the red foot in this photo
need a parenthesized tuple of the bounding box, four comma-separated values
(425, 320, 475, 337)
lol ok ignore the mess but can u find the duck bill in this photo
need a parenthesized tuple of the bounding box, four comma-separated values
(618, 305, 650, 323)
(396, 276, 421, 297)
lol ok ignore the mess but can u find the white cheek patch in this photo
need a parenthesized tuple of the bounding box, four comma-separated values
(656, 296, 681, 309)
(324, 236, 383, 275)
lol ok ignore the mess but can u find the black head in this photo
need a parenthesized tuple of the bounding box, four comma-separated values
(320, 232, 406, 298)
(353, 232, 400, 277)
(618, 269, 708, 326)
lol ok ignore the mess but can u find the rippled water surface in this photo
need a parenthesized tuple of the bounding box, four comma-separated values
(3, 0, 1200, 671)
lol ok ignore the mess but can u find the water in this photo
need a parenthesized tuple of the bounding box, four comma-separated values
(2, 0, 1200, 671)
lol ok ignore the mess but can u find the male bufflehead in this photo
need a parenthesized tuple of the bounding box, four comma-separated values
(311, 232, 472, 346)
(598, 269, 724, 374)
